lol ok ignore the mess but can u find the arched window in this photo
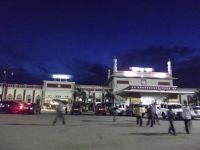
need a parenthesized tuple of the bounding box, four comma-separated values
(26, 95, 32, 103)
(36, 95, 41, 104)
(7, 94, 13, 100)
(16, 94, 22, 101)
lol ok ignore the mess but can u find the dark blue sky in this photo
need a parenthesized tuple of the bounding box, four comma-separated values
(1, 0, 200, 88)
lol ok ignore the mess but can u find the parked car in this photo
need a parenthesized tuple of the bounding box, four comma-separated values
(0, 101, 23, 114)
(22, 103, 41, 114)
(190, 106, 200, 119)
(125, 104, 134, 116)
(109, 104, 126, 116)
(95, 104, 107, 115)
(160, 103, 182, 119)
(70, 103, 82, 115)
(116, 104, 126, 115)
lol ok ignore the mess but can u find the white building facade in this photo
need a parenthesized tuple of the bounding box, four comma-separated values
(0, 83, 42, 103)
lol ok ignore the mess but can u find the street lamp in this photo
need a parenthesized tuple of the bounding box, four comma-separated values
(1, 70, 14, 101)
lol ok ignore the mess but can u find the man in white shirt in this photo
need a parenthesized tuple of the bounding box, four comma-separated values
(182, 101, 192, 134)
(151, 102, 159, 126)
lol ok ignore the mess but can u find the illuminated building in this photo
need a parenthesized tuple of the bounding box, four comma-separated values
(0, 58, 196, 106)
(107, 57, 194, 106)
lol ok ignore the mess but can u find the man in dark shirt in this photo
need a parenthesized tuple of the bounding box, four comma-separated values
(167, 105, 176, 135)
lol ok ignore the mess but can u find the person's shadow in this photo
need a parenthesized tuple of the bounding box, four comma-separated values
(0, 123, 51, 126)
(121, 132, 193, 136)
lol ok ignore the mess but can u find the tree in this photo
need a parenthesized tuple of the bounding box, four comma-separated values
(73, 88, 82, 103)
(190, 89, 200, 105)
(105, 90, 114, 106)
(80, 91, 87, 103)
(73, 88, 87, 103)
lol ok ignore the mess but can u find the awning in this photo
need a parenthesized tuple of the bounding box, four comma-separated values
(115, 86, 195, 96)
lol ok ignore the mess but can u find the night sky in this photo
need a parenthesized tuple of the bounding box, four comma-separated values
(1, 0, 200, 88)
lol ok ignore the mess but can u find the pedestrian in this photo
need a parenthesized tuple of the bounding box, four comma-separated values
(52, 101, 66, 126)
(113, 105, 118, 122)
(153, 102, 160, 125)
(135, 104, 143, 126)
(146, 105, 153, 126)
(167, 105, 176, 136)
(150, 102, 157, 127)
(182, 101, 192, 134)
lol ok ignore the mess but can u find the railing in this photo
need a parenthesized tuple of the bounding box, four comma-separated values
(128, 85, 177, 91)
(0, 83, 42, 89)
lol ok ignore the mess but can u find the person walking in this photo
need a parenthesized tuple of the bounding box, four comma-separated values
(167, 105, 176, 135)
(154, 104, 160, 125)
(146, 105, 153, 126)
(135, 104, 143, 126)
(182, 101, 192, 134)
(52, 101, 66, 126)
(112, 105, 118, 122)
(150, 102, 157, 127)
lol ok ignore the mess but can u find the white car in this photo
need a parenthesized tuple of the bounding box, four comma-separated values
(160, 103, 182, 119)
(190, 106, 200, 119)
(113, 104, 126, 116)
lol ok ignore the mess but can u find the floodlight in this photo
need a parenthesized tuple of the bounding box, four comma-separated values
(51, 74, 72, 80)
(129, 67, 140, 72)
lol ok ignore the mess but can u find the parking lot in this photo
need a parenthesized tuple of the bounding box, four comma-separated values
(0, 112, 200, 150)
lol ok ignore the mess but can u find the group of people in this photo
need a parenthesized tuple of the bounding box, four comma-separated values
(53, 100, 193, 136)
(134, 101, 192, 136)
(135, 102, 159, 127)
(168, 101, 192, 135)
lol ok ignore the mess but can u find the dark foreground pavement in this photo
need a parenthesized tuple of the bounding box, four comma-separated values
(0, 113, 200, 150)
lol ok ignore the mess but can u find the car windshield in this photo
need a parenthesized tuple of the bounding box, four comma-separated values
(170, 105, 182, 109)
(133, 104, 146, 108)
(72, 104, 80, 108)
(193, 107, 200, 110)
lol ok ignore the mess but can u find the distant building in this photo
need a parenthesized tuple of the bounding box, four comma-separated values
(0, 57, 196, 106)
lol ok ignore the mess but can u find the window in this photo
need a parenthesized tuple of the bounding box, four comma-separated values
(141, 79, 147, 85)
(117, 80, 129, 84)
(55, 95, 61, 98)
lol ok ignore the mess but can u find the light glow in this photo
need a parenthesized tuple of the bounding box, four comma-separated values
(144, 68, 153, 72)
(20, 105, 23, 110)
(153, 72, 167, 78)
(123, 71, 170, 79)
(51, 74, 72, 80)
(124, 71, 137, 77)
(129, 67, 154, 72)
(129, 67, 140, 72)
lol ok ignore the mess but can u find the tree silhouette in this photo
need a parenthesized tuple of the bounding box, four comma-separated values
(190, 89, 200, 105)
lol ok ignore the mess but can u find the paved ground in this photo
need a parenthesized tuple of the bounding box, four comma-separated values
(0, 112, 200, 150)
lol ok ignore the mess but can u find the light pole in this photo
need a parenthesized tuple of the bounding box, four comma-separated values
(1, 70, 14, 101)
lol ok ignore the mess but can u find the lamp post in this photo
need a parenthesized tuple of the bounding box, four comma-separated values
(1, 70, 14, 101)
